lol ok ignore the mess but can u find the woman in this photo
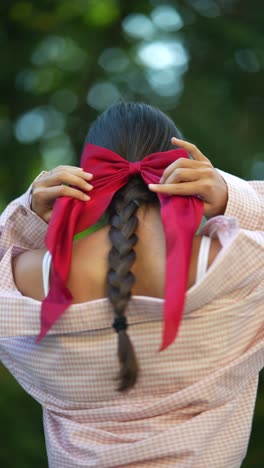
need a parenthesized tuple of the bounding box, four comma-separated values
(0, 102, 264, 467)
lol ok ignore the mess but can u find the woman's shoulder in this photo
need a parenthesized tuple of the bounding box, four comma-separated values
(188, 235, 221, 289)
(201, 216, 264, 289)
(13, 215, 244, 302)
(12, 221, 224, 301)
(12, 248, 47, 300)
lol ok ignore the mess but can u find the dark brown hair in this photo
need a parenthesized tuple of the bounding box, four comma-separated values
(86, 102, 183, 391)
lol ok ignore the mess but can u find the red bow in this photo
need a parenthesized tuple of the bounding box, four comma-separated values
(39, 143, 203, 350)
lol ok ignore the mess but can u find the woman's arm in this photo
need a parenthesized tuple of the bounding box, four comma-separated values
(217, 170, 263, 230)
(0, 167, 93, 261)
(0, 183, 47, 261)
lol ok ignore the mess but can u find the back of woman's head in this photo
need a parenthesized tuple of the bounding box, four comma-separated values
(86, 102, 183, 392)
(86, 101, 182, 161)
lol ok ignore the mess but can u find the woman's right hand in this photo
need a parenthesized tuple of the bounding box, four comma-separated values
(31, 166, 93, 223)
(149, 138, 228, 218)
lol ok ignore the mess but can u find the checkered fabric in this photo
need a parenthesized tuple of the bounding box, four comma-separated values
(0, 173, 263, 468)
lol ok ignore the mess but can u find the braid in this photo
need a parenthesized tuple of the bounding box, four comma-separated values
(87, 102, 183, 390)
(107, 177, 157, 391)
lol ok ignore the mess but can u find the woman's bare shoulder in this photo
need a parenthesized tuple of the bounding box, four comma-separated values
(194, 235, 222, 265)
(207, 236, 222, 268)
(188, 236, 222, 288)
(11, 227, 222, 302)
(12, 249, 46, 300)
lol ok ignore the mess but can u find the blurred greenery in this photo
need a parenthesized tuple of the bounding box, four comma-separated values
(0, 0, 263, 466)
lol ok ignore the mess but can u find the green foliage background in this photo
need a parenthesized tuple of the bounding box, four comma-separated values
(0, 0, 263, 466)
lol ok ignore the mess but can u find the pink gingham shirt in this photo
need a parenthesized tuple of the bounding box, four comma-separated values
(0, 171, 263, 468)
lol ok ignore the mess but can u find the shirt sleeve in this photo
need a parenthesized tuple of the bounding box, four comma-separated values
(200, 217, 264, 307)
(0, 178, 47, 261)
(217, 169, 264, 231)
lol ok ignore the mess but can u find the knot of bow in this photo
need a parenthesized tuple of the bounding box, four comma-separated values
(128, 161, 141, 176)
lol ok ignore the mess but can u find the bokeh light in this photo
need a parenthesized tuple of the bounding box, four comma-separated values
(137, 40, 188, 70)
(187, 0, 221, 17)
(49, 89, 78, 114)
(14, 106, 65, 143)
(86, 82, 120, 110)
(122, 14, 155, 40)
(15, 68, 62, 94)
(251, 159, 264, 179)
(235, 49, 260, 73)
(31, 36, 87, 71)
(40, 134, 75, 169)
(98, 48, 129, 73)
(151, 5, 183, 32)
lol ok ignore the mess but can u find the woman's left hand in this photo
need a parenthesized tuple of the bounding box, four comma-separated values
(31, 166, 93, 223)
(148, 137, 228, 218)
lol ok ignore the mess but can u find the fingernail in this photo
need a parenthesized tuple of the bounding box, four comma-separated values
(85, 172, 93, 179)
(85, 183, 93, 190)
(83, 195, 90, 200)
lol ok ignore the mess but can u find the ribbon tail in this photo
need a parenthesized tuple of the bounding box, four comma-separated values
(159, 215, 189, 351)
(37, 199, 80, 342)
(37, 268, 73, 341)
(158, 194, 204, 351)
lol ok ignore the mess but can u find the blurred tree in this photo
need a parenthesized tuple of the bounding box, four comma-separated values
(0, 0, 263, 466)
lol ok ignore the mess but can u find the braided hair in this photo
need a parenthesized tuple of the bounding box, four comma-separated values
(86, 102, 183, 391)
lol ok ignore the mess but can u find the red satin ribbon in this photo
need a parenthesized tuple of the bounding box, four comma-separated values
(39, 143, 203, 350)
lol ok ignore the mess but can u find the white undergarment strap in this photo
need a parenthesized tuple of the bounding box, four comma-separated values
(195, 236, 211, 283)
(42, 251, 52, 297)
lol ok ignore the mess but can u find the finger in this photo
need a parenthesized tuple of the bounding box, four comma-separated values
(37, 171, 93, 192)
(164, 168, 202, 185)
(171, 137, 210, 162)
(149, 180, 204, 197)
(52, 165, 93, 176)
(47, 166, 93, 181)
(34, 185, 91, 202)
(160, 158, 210, 184)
